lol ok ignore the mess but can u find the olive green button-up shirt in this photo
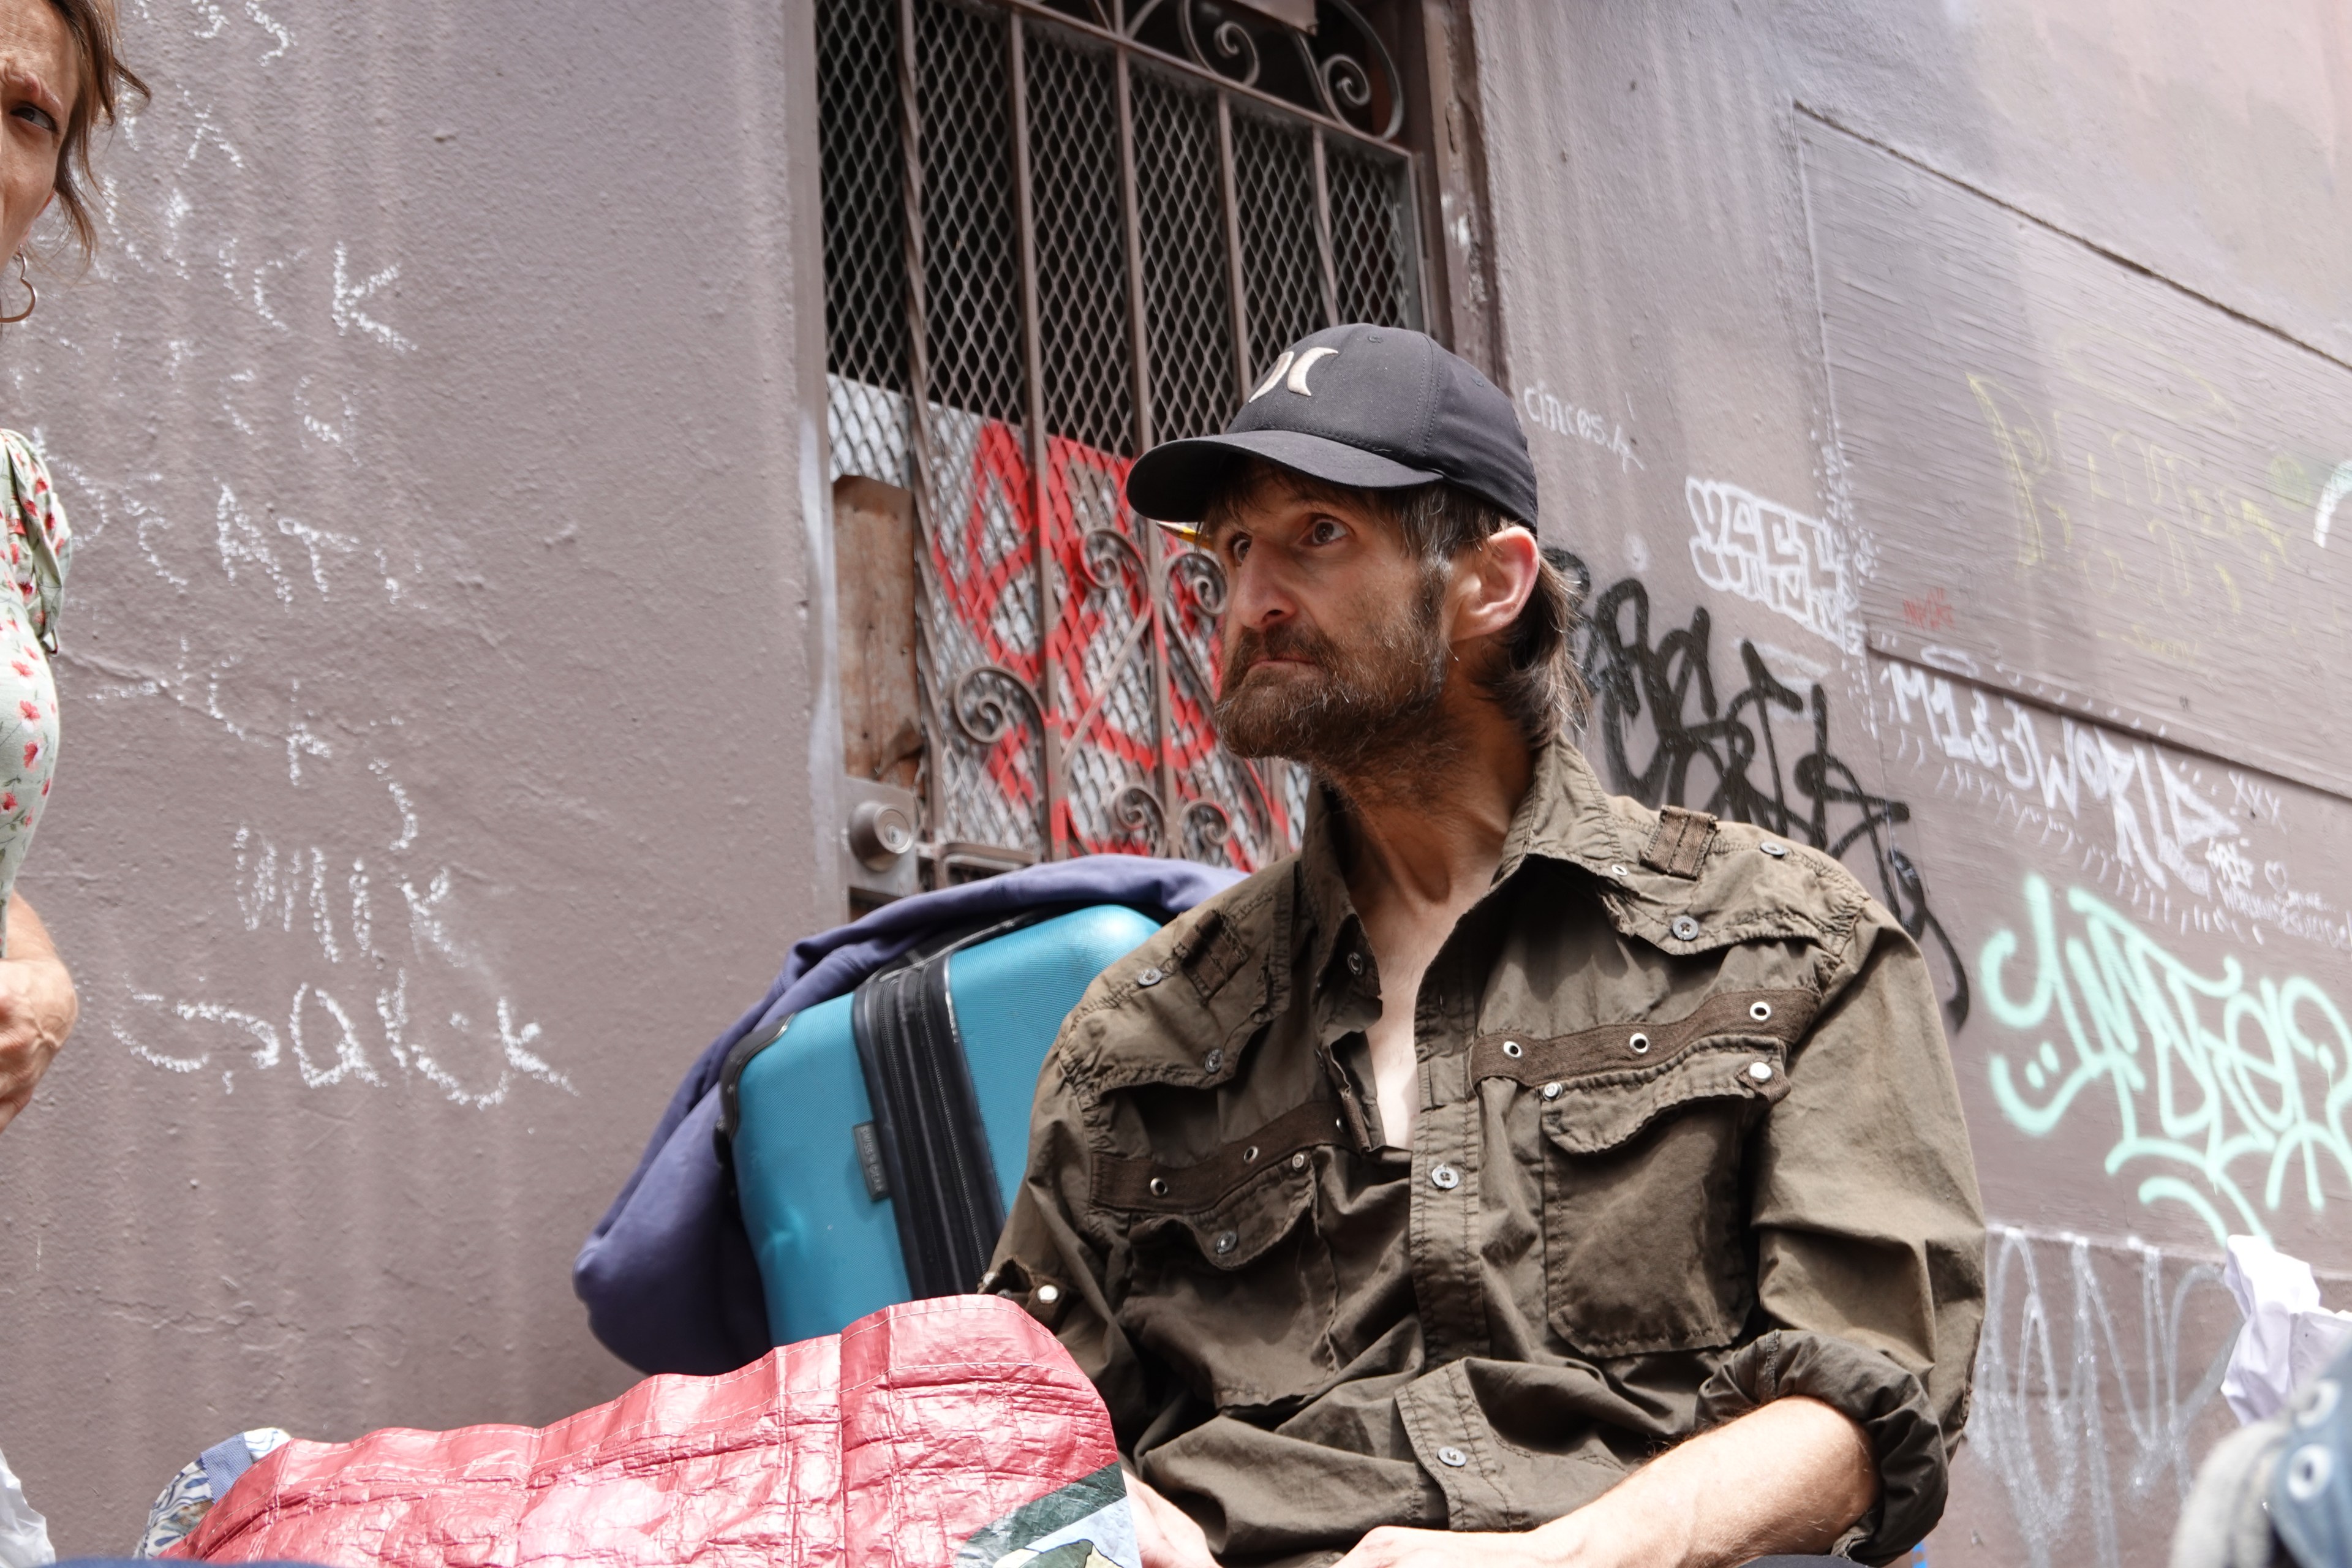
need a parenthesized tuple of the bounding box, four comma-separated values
(986, 739, 1986, 1567)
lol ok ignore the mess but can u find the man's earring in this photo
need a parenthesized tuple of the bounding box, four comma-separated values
(0, 255, 35, 325)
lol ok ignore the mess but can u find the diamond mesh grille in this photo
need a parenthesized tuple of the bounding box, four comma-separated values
(818, 0, 1422, 877)
(1328, 140, 1419, 329)
(1233, 109, 1328, 380)
(1133, 67, 1235, 443)
(1028, 34, 1133, 458)
(916, 0, 1025, 428)
(819, 0, 910, 482)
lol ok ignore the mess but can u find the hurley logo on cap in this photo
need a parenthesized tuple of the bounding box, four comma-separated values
(1247, 345, 1339, 401)
(1124, 323, 1540, 532)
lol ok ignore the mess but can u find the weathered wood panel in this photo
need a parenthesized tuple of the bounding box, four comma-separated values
(834, 476, 922, 791)
(1803, 116, 2352, 799)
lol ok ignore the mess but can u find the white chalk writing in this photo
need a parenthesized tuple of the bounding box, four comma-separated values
(1970, 1224, 2237, 1568)
(1519, 382, 1643, 473)
(1878, 663, 2349, 952)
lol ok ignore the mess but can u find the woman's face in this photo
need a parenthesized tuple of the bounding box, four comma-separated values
(0, 0, 69, 265)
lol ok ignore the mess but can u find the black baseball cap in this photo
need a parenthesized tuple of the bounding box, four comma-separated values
(1124, 323, 1538, 530)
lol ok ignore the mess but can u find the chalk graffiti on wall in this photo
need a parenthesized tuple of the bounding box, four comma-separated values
(1964, 360, 2351, 678)
(1969, 1223, 2238, 1568)
(1684, 477, 1865, 655)
(24, 2, 560, 1107)
(1970, 368, 2297, 576)
(1519, 381, 1643, 473)
(1980, 876, 2351, 1246)
(1877, 660, 2350, 954)
(1561, 556, 1966, 1025)
(95, 713, 570, 1107)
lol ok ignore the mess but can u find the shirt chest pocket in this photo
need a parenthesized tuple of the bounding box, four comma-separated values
(1475, 989, 1810, 1359)
(1092, 1098, 1346, 1412)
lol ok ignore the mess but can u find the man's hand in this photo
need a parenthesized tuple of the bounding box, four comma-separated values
(0, 895, 76, 1135)
(1126, 1471, 1217, 1568)
(1332, 1396, 1877, 1568)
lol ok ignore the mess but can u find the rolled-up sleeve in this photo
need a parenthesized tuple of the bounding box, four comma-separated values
(1697, 896, 1987, 1563)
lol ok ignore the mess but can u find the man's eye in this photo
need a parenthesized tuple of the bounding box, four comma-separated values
(10, 105, 55, 135)
(1227, 535, 1251, 562)
(1308, 518, 1346, 545)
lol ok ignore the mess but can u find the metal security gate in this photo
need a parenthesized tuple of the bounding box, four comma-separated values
(821, 0, 1425, 876)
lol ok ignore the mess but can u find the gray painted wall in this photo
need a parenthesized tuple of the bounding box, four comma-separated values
(1, 0, 2345, 1561)
(1469, 2, 2351, 1562)
(0, 0, 836, 1551)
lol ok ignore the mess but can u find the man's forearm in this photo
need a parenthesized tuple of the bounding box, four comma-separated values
(1333, 1395, 1877, 1568)
(1532, 1395, 1877, 1567)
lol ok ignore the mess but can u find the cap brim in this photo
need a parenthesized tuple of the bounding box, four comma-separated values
(1124, 429, 1443, 524)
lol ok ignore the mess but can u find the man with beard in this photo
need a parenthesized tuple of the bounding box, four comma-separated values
(983, 325, 1983, 1568)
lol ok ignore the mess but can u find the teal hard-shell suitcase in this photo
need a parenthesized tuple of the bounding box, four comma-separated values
(721, 904, 1161, 1347)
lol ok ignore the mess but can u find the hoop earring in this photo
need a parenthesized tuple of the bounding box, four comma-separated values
(0, 255, 35, 325)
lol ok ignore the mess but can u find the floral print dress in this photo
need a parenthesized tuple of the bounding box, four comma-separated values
(0, 430, 66, 949)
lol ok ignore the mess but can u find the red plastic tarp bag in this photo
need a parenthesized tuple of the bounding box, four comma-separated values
(167, 1296, 1134, 1568)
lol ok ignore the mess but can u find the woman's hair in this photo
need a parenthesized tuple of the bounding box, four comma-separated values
(1196, 459, 1590, 746)
(41, 0, 148, 260)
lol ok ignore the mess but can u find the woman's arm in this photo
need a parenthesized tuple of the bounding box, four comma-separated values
(0, 892, 77, 1134)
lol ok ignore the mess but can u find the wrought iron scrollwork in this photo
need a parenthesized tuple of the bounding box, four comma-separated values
(1114, 784, 1168, 853)
(1182, 799, 1235, 858)
(1079, 526, 1150, 593)
(1174, 1, 1261, 88)
(1164, 546, 1228, 700)
(1120, 0, 1406, 145)
(1302, 2, 1398, 137)
(1167, 546, 1227, 615)
(950, 663, 1045, 746)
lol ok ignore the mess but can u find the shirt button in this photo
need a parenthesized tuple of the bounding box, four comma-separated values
(1542, 1082, 1563, 1100)
(1748, 1061, 1774, 1082)
(1347, 951, 1366, 976)
(1213, 1230, 1237, 1256)
(1671, 914, 1702, 941)
(1436, 1446, 1469, 1468)
(1430, 1164, 1461, 1191)
(1760, 841, 1789, 858)
(1291, 1152, 1308, 1172)
(1137, 966, 1164, 987)
(1035, 1283, 1060, 1305)
(1204, 1048, 1224, 1073)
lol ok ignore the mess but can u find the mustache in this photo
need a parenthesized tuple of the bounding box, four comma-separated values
(1223, 622, 1338, 686)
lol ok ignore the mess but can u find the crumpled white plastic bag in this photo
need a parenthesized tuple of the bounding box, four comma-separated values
(0, 1443, 54, 1568)
(2221, 1233, 2352, 1425)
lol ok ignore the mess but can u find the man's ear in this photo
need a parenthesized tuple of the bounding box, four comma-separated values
(1448, 526, 1540, 649)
